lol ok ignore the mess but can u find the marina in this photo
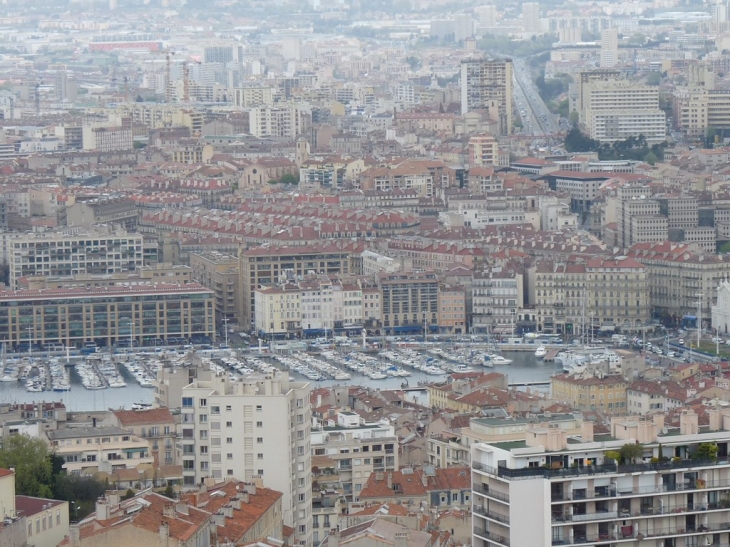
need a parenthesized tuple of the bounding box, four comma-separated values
(0, 339, 624, 410)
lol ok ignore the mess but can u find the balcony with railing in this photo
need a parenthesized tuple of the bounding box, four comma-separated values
(473, 459, 720, 481)
(473, 527, 510, 546)
(473, 504, 510, 524)
(474, 482, 510, 503)
(551, 521, 730, 546)
(551, 510, 618, 523)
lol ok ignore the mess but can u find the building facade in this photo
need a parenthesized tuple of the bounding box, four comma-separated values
(180, 371, 312, 546)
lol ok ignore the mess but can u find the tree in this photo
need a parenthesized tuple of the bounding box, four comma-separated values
(0, 435, 53, 497)
(564, 127, 599, 153)
(122, 488, 136, 500)
(163, 483, 175, 499)
(694, 442, 718, 461)
(620, 443, 644, 464)
(280, 173, 298, 185)
(643, 151, 658, 165)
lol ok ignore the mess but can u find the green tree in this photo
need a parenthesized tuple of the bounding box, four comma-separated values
(280, 173, 298, 185)
(694, 442, 718, 461)
(620, 443, 644, 464)
(163, 483, 175, 499)
(122, 488, 136, 500)
(564, 127, 599, 152)
(643, 151, 658, 165)
(0, 435, 53, 497)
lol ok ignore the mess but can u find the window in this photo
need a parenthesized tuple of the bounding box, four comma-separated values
(256, 421, 263, 427)
(257, 453, 263, 459)
(258, 469, 264, 476)
(256, 405, 262, 411)
(227, 453, 233, 459)
(200, 446, 208, 455)
(211, 406, 220, 415)
(199, 414, 208, 424)
(226, 437, 233, 444)
(227, 469, 234, 476)
(199, 398, 207, 407)
(182, 397, 193, 408)
(226, 421, 233, 428)
(256, 437, 263, 444)
(298, 493, 306, 502)
(225, 405, 232, 411)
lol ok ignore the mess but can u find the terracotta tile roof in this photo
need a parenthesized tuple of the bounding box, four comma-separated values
(359, 467, 470, 500)
(0, 468, 15, 477)
(113, 408, 175, 426)
(15, 495, 65, 517)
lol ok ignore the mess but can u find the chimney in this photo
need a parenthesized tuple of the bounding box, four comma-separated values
(387, 473, 393, 490)
(213, 511, 226, 527)
(163, 503, 176, 519)
(244, 483, 256, 495)
(240, 491, 249, 504)
(69, 524, 81, 547)
(421, 471, 428, 487)
(95, 498, 110, 521)
(680, 409, 699, 436)
(709, 408, 722, 432)
(159, 522, 169, 547)
(230, 496, 241, 510)
(581, 420, 594, 443)
(395, 531, 409, 547)
(223, 504, 233, 518)
(328, 529, 339, 547)
(105, 490, 120, 506)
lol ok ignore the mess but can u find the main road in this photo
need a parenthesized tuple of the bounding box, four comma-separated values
(512, 57, 560, 136)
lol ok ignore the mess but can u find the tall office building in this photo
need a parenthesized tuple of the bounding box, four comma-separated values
(600, 28, 619, 68)
(522, 2, 542, 35)
(460, 58, 513, 135)
(181, 371, 312, 546)
(579, 76, 666, 143)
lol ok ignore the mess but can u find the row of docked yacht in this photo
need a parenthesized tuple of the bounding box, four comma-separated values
(557, 346, 622, 374)
(49, 359, 70, 391)
(270, 352, 351, 381)
(380, 349, 448, 376)
(119, 358, 156, 388)
(337, 351, 410, 379)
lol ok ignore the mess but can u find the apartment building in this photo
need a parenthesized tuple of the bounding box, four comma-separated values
(81, 125, 133, 152)
(469, 134, 499, 167)
(105, 408, 178, 466)
(311, 411, 398, 501)
(379, 270, 439, 335)
(254, 284, 302, 338)
(579, 77, 666, 143)
(239, 244, 360, 330)
(628, 242, 730, 325)
(8, 230, 145, 289)
(189, 251, 240, 323)
(542, 171, 612, 214)
(676, 89, 730, 136)
(248, 105, 306, 139)
(66, 197, 138, 232)
(471, 410, 730, 547)
(0, 283, 214, 349)
(551, 373, 629, 412)
(180, 371, 312, 546)
(438, 285, 467, 334)
(460, 58, 513, 135)
(232, 86, 275, 107)
(530, 258, 650, 335)
(472, 270, 523, 335)
(46, 426, 153, 474)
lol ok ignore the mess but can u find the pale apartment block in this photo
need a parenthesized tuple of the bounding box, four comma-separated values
(472, 410, 730, 547)
(8, 230, 144, 289)
(181, 372, 312, 546)
(311, 411, 398, 501)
